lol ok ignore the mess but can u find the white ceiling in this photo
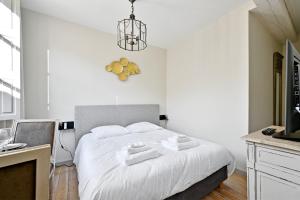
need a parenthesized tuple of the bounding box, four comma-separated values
(285, 0, 300, 34)
(21, 0, 248, 48)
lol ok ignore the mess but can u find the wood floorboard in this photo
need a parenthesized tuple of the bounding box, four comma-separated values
(50, 166, 247, 200)
(67, 166, 79, 200)
(50, 166, 61, 200)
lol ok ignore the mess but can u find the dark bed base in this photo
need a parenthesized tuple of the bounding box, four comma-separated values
(166, 166, 228, 200)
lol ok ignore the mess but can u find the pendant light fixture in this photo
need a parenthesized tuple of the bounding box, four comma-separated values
(117, 0, 147, 51)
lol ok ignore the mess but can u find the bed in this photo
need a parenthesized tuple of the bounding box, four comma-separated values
(73, 104, 235, 200)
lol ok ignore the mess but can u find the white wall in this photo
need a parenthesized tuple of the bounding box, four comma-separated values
(249, 12, 282, 132)
(22, 9, 167, 163)
(166, 2, 255, 171)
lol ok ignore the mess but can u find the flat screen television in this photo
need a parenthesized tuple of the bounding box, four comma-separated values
(273, 40, 300, 141)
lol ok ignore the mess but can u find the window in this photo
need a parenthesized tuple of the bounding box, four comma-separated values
(0, 0, 21, 120)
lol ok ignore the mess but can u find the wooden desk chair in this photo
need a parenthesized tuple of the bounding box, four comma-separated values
(12, 119, 58, 177)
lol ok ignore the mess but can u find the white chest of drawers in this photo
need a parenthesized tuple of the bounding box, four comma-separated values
(243, 126, 300, 200)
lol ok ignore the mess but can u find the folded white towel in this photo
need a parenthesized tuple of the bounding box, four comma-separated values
(128, 142, 145, 148)
(162, 140, 199, 151)
(117, 149, 161, 166)
(123, 145, 152, 154)
(168, 135, 191, 143)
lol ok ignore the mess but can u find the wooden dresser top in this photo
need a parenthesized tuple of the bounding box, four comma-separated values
(242, 126, 300, 152)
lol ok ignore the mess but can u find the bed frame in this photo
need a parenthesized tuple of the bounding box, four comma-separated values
(74, 104, 228, 200)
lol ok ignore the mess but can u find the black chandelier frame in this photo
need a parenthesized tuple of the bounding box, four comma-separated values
(117, 0, 147, 51)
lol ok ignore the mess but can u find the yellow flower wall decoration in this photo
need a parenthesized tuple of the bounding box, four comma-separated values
(105, 58, 141, 81)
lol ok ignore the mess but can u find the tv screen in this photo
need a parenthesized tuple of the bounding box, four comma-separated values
(273, 40, 300, 141)
(285, 40, 300, 134)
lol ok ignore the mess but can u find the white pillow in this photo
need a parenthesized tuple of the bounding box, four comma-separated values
(90, 125, 129, 139)
(126, 122, 162, 133)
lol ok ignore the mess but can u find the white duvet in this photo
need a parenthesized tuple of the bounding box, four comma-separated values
(74, 129, 235, 200)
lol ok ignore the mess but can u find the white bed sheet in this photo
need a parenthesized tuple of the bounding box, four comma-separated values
(74, 129, 235, 200)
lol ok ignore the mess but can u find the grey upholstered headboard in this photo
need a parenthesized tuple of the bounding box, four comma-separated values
(74, 104, 160, 146)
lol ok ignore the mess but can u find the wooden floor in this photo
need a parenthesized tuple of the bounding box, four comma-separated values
(50, 166, 247, 200)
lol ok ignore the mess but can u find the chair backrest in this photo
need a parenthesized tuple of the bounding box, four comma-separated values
(13, 120, 57, 152)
